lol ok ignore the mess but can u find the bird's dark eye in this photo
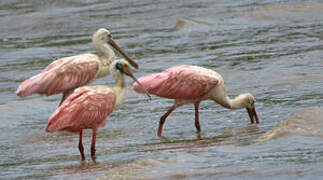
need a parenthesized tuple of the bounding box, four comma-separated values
(108, 34, 112, 38)
(116, 63, 124, 73)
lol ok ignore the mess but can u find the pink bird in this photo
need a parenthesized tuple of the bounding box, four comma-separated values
(133, 65, 259, 136)
(46, 59, 150, 161)
(16, 28, 138, 105)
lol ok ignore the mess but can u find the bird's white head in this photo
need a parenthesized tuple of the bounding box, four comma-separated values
(237, 93, 254, 109)
(92, 28, 139, 69)
(111, 59, 151, 100)
(92, 28, 112, 44)
(230, 93, 259, 124)
(110, 59, 130, 78)
(240, 93, 259, 124)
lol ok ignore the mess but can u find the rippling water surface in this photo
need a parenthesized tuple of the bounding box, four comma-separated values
(1, 0, 323, 179)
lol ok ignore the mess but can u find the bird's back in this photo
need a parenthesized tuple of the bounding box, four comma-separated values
(134, 65, 221, 100)
(46, 86, 116, 132)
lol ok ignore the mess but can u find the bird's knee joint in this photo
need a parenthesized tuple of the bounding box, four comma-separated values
(160, 116, 166, 122)
(91, 147, 96, 154)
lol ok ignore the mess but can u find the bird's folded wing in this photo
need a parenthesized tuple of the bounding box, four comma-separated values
(17, 60, 99, 96)
(46, 88, 116, 132)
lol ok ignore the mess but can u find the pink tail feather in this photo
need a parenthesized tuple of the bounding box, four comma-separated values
(46, 110, 64, 132)
(133, 73, 168, 94)
(46, 99, 70, 132)
(16, 72, 54, 97)
(46, 89, 88, 132)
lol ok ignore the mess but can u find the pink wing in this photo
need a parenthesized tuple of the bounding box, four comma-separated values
(16, 57, 99, 97)
(134, 65, 218, 99)
(46, 88, 116, 132)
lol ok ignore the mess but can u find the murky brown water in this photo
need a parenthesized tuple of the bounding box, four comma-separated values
(1, 0, 323, 179)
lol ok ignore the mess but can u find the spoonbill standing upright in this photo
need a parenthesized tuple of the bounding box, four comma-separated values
(133, 65, 259, 136)
(16, 28, 139, 105)
(46, 59, 150, 161)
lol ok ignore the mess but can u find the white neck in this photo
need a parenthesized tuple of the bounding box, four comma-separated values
(213, 94, 249, 110)
(93, 42, 116, 78)
(113, 72, 126, 88)
(96, 43, 116, 63)
(111, 72, 126, 108)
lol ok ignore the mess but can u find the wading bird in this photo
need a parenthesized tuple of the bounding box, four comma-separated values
(16, 28, 138, 105)
(46, 59, 150, 161)
(133, 65, 259, 136)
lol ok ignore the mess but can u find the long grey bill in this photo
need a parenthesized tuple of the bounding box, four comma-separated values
(110, 39, 139, 69)
(124, 69, 152, 100)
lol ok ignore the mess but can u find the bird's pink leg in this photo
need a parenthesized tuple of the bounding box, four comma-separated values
(79, 130, 85, 161)
(59, 90, 74, 106)
(194, 102, 201, 132)
(59, 92, 68, 106)
(91, 129, 97, 161)
(158, 104, 177, 136)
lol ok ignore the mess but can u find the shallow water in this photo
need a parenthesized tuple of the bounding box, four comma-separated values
(1, 0, 323, 179)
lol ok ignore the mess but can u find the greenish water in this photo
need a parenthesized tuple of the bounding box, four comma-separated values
(1, 0, 323, 179)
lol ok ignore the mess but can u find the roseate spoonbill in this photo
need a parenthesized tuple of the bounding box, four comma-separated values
(46, 59, 149, 161)
(16, 28, 138, 105)
(133, 65, 259, 136)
